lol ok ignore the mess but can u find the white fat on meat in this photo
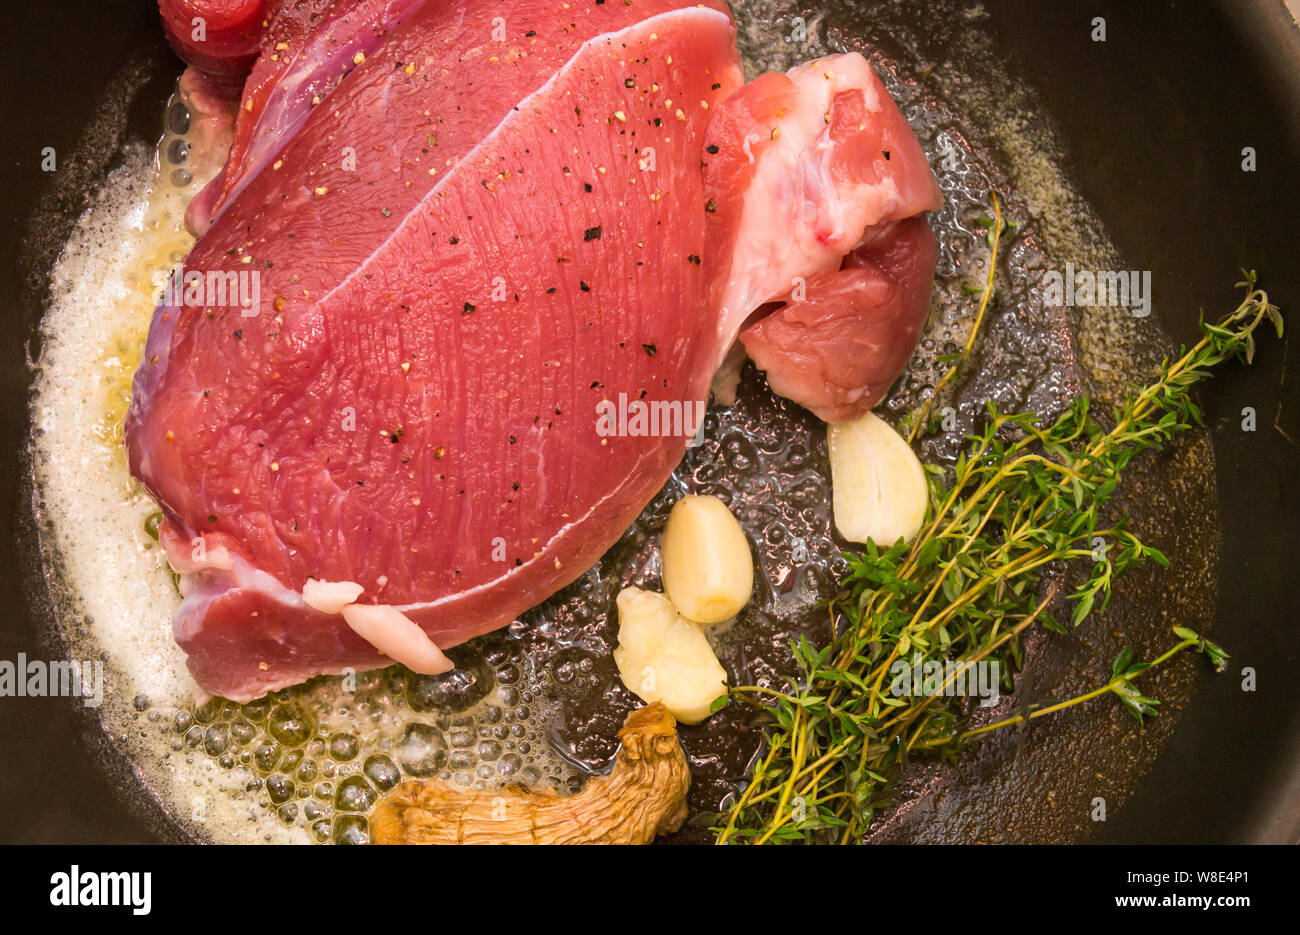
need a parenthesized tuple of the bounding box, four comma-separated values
(715, 55, 902, 327)
(301, 578, 365, 614)
(161, 530, 234, 574)
(340, 603, 455, 675)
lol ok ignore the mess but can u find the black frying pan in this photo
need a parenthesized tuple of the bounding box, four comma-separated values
(2, 0, 1297, 844)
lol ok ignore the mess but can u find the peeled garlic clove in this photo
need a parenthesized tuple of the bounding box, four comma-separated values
(660, 495, 754, 624)
(828, 411, 928, 545)
(612, 587, 727, 725)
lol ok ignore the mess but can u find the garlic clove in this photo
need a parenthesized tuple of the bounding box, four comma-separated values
(827, 411, 928, 545)
(660, 494, 754, 624)
(612, 587, 727, 725)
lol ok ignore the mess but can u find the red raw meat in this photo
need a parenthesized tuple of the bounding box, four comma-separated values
(739, 217, 939, 422)
(130, 0, 743, 700)
(158, 0, 266, 79)
(702, 53, 943, 418)
(173, 0, 425, 235)
(131, 2, 942, 701)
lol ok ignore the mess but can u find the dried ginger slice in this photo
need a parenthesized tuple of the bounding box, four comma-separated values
(371, 703, 691, 844)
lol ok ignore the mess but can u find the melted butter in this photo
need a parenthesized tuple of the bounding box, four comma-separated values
(97, 99, 199, 456)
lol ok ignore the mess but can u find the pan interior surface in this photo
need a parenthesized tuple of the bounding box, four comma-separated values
(13, 0, 1298, 844)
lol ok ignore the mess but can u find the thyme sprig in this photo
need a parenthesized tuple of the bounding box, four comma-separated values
(907, 192, 1002, 444)
(716, 273, 1281, 845)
